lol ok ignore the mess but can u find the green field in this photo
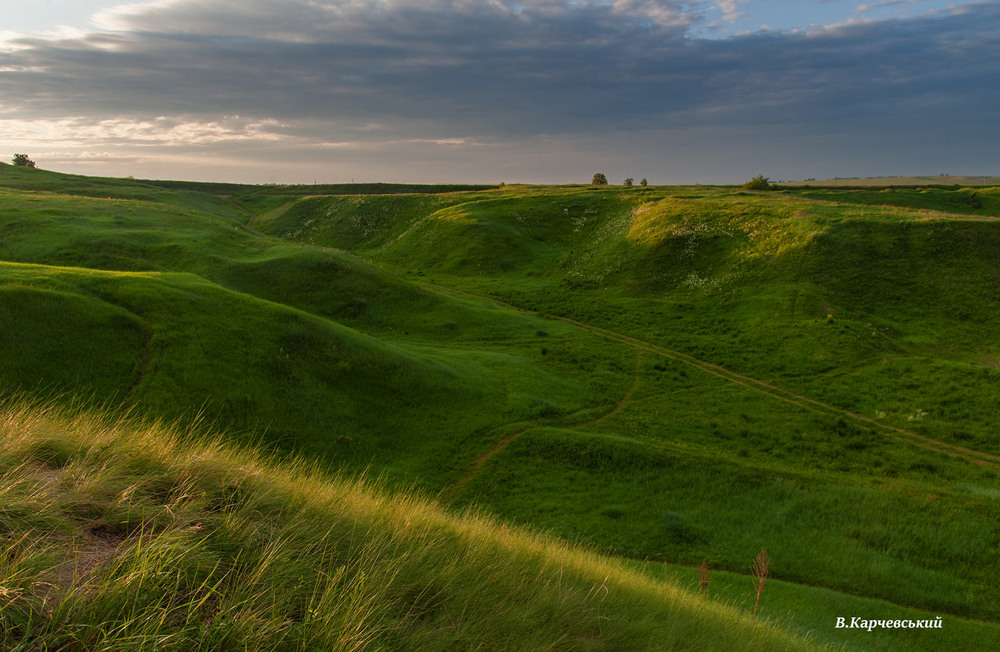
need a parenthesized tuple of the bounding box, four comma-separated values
(2, 162, 998, 649)
(783, 175, 1000, 187)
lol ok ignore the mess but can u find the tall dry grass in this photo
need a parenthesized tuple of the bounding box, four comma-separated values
(0, 397, 820, 650)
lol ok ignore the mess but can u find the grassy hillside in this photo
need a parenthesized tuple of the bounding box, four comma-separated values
(258, 184, 1000, 451)
(0, 398, 823, 651)
(0, 169, 630, 489)
(250, 183, 1000, 639)
(2, 164, 999, 649)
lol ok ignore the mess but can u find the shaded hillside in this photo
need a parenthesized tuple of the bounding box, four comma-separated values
(0, 169, 630, 489)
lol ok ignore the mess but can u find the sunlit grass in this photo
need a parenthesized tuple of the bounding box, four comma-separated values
(0, 398, 820, 650)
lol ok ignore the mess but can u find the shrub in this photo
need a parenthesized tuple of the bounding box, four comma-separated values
(743, 174, 772, 191)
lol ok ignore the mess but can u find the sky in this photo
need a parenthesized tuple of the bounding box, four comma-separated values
(0, 0, 997, 184)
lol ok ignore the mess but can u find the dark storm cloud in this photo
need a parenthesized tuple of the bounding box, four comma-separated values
(1, 0, 997, 178)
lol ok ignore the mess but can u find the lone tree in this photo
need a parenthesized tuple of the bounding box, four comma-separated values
(623, 177, 634, 186)
(640, 178, 648, 186)
(591, 172, 608, 185)
(12, 154, 36, 168)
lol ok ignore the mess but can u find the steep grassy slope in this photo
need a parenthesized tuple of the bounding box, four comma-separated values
(0, 399, 826, 651)
(1, 263, 556, 470)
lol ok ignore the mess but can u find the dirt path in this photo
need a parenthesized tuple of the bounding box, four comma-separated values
(570, 351, 643, 431)
(558, 316, 1000, 469)
(221, 213, 1000, 482)
(223, 197, 265, 234)
(420, 281, 1000, 475)
(125, 316, 154, 401)
(440, 425, 534, 502)
(441, 350, 646, 502)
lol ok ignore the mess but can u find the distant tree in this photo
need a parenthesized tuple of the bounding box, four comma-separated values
(12, 154, 36, 168)
(591, 172, 608, 185)
(743, 174, 772, 191)
(640, 178, 648, 186)
(623, 177, 634, 186)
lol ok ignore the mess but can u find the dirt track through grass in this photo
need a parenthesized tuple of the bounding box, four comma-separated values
(228, 195, 1000, 480)
(570, 351, 643, 431)
(125, 316, 154, 401)
(422, 281, 1000, 480)
(442, 351, 645, 502)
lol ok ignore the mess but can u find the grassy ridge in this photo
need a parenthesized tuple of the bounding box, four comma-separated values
(261, 185, 1000, 455)
(149, 180, 497, 196)
(0, 398, 820, 651)
(0, 161, 495, 199)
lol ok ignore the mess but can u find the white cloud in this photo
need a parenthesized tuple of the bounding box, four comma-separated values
(855, 0, 921, 13)
(92, 0, 186, 31)
(0, 31, 38, 52)
(715, 0, 747, 23)
(0, 115, 293, 146)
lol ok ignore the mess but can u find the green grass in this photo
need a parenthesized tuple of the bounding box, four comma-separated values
(0, 398, 821, 651)
(250, 181, 1000, 643)
(0, 260, 629, 491)
(461, 425, 1000, 619)
(782, 175, 1000, 187)
(2, 164, 1000, 649)
(0, 169, 634, 490)
(638, 561, 996, 651)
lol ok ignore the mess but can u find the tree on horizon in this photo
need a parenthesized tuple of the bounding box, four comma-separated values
(12, 154, 36, 168)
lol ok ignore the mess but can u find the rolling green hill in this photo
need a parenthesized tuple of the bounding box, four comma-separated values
(2, 162, 999, 649)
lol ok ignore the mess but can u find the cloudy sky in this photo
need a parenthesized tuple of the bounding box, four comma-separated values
(1, 0, 997, 184)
